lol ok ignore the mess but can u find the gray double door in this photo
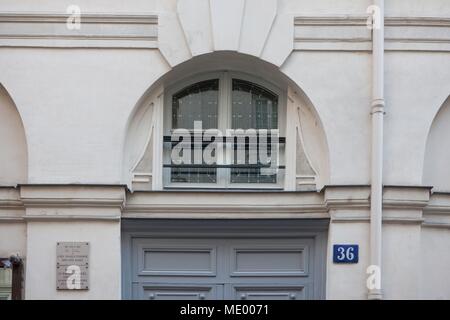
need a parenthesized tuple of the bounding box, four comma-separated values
(124, 220, 327, 300)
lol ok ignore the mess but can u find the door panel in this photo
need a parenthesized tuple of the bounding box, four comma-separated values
(137, 245, 217, 277)
(228, 242, 312, 277)
(228, 284, 307, 300)
(141, 284, 220, 300)
(128, 236, 323, 300)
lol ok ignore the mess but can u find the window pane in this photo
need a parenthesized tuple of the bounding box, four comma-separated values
(171, 79, 219, 183)
(232, 79, 278, 130)
(172, 79, 219, 130)
(231, 79, 278, 184)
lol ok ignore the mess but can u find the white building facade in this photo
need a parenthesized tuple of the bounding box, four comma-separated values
(0, 0, 449, 300)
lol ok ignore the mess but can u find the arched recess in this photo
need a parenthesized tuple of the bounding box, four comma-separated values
(423, 96, 450, 191)
(123, 52, 329, 191)
(0, 84, 28, 185)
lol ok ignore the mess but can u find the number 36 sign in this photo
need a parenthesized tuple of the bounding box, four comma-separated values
(333, 244, 359, 263)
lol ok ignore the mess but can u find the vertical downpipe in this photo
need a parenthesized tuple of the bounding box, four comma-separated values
(369, 0, 384, 300)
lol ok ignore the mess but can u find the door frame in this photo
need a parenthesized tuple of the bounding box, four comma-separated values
(121, 219, 328, 300)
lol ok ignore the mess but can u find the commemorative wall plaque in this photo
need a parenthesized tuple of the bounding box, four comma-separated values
(56, 242, 89, 290)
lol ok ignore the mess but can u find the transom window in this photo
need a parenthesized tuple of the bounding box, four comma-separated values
(163, 72, 285, 189)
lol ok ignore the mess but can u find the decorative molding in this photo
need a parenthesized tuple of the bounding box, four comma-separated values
(0, 13, 158, 24)
(0, 184, 449, 227)
(294, 16, 369, 26)
(21, 198, 125, 208)
(6, 185, 125, 221)
(23, 214, 120, 221)
(123, 211, 329, 220)
(0, 188, 24, 221)
(382, 186, 431, 210)
(325, 185, 431, 225)
(295, 106, 317, 190)
(294, 16, 450, 52)
(385, 17, 450, 52)
(324, 185, 371, 210)
(2, 12, 449, 53)
(0, 12, 158, 48)
(331, 217, 425, 224)
(294, 15, 371, 51)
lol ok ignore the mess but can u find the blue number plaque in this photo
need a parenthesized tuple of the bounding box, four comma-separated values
(333, 244, 359, 263)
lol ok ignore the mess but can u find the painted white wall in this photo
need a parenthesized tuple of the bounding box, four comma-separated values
(25, 221, 121, 300)
(0, 48, 170, 184)
(0, 222, 26, 258)
(283, 52, 372, 185)
(385, 52, 450, 186)
(420, 227, 450, 299)
(382, 224, 421, 300)
(326, 221, 370, 300)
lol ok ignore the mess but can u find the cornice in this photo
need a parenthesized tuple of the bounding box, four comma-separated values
(295, 16, 450, 27)
(0, 12, 158, 24)
(123, 205, 329, 218)
(294, 15, 368, 26)
(0, 184, 448, 226)
(385, 17, 450, 27)
(23, 214, 120, 222)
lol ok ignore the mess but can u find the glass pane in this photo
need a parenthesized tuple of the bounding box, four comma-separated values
(170, 166, 217, 183)
(172, 79, 219, 130)
(232, 79, 278, 130)
(171, 79, 219, 184)
(169, 141, 217, 184)
(231, 79, 278, 184)
(0, 268, 12, 300)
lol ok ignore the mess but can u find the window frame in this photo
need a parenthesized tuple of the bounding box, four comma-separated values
(163, 71, 286, 190)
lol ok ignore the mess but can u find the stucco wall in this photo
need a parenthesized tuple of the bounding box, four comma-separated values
(0, 222, 26, 258)
(326, 222, 370, 300)
(420, 227, 450, 299)
(25, 221, 121, 300)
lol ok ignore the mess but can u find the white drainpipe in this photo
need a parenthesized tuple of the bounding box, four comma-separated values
(369, 0, 384, 300)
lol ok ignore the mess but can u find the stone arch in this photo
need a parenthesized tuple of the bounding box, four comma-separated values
(0, 83, 28, 185)
(423, 95, 450, 191)
(123, 51, 329, 190)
